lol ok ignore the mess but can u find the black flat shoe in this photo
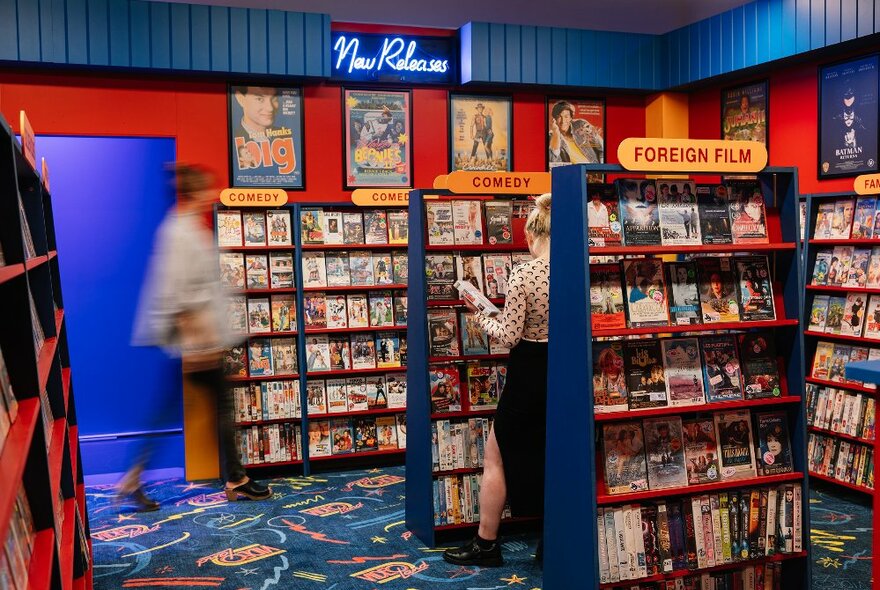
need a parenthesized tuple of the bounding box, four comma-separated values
(443, 537, 504, 567)
(225, 479, 272, 501)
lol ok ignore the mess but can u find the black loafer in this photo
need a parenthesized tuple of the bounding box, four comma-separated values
(443, 537, 504, 567)
(117, 486, 160, 512)
(225, 479, 272, 501)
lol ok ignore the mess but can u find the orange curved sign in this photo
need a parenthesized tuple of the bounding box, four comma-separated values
(350, 189, 410, 206)
(446, 171, 550, 194)
(854, 174, 880, 195)
(220, 188, 288, 207)
(618, 138, 767, 173)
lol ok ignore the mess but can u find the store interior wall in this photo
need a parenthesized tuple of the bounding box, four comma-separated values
(35, 135, 183, 481)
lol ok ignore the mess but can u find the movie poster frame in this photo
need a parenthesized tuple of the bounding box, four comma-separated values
(544, 96, 607, 171)
(447, 93, 514, 173)
(342, 87, 414, 191)
(227, 83, 306, 190)
(817, 53, 880, 179)
(720, 79, 769, 150)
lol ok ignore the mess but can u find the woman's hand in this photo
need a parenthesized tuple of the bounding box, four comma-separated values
(463, 298, 479, 314)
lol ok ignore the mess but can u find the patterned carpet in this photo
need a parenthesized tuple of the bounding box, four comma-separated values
(88, 466, 871, 589)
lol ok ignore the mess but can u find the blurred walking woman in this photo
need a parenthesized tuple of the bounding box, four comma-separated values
(444, 193, 551, 567)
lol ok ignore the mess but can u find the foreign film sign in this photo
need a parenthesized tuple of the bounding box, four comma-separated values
(617, 138, 768, 173)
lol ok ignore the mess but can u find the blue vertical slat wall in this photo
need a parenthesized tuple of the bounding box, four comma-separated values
(87, 0, 109, 66)
(489, 23, 506, 83)
(520, 25, 536, 84)
(505, 24, 520, 84)
(0, 0, 329, 77)
(825, 0, 841, 45)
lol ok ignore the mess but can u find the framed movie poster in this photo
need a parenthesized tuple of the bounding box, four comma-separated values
(343, 88, 412, 189)
(449, 94, 512, 172)
(547, 98, 606, 167)
(721, 81, 768, 148)
(819, 54, 879, 178)
(228, 85, 304, 189)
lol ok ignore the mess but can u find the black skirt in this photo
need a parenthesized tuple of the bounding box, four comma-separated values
(493, 339, 548, 518)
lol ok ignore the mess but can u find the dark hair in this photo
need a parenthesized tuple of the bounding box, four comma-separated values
(551, 101, 574, 120)
(171, 163, 214, 198)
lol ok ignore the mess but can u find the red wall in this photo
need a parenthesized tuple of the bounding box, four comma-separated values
(0, 72, 645, 202)
(689, 59, 862, 195)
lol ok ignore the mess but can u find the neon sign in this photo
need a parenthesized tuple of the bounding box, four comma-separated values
(331, 32, 455, 84)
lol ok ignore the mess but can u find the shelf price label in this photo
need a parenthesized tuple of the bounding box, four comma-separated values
(446, 171, 551, 194)
(350, 189, 410, 206)
(617, 138, 767, 173)
(854, 173, 880, 195)
(219, 188, 288, 207)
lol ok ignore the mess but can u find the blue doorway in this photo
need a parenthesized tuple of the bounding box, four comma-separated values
(36, 136, 182, 480)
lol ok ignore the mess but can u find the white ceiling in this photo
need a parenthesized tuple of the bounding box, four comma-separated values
(157, 0, 753, 34)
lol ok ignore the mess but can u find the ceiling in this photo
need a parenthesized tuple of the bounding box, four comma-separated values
(157, 0, 753, 34)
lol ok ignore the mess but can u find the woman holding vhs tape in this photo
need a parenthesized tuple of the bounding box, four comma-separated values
(443, 194, 551, 567)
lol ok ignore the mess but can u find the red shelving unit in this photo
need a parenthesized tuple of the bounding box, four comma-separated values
(431, 408, 497, 420)
(594, 395, 803, 422)
(25, 255, 48, 270)
(303, 325, 406, 335)
(808, 425, 873, 445)
(232, 287, 297, 295)
(37, 337, 58, 391)
(243, 458, 304, 468)
(428, 353, 508, 363)
(808, 238, 880, 246)
(806, 284, 880, 295)
(597, 472, 805, 505)
(425, 244, 526, 252)
(0, 400, 39, 544)
(48, 418, 67, 495)
(301, 243, 402, 251)
(309, 448, 405, 462)
(810, 471, 874, 495)
(306, 366, 404, 378)
(59, 498, 75, 590)
(227, 373, 299, 382)
(805, 329, 880, 344)
(591, 242, 797, 256)
(237, 329, 298, 338)
(596, 318, 798, 339)
(306, 407, 406, 420)
(434, 516, 540, 532)
(598, 551, 808, 588)
(235, 417, 303, 427)
(427, 298, 505, 307)
(27, 528, 56, 590)
(0, 263, 25, 284)
(805, 376, 877, 396)
(219, 244, 297, 251)
(304, 283, 407, 292)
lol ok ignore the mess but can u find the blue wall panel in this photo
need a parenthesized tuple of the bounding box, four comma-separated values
(286, 12, 305, 78)
(520, 25, 536, 84)
(810, 0, 825, 49)
(229, 8, 248, 73)
(18, 0, 41, 62)
(0, 0, 17, 61)
(857, 0, 875, 37)
(825, 0, 841, 45)
(536, 27, 552, 85)
(744, 2, 757, 67)
(130, 1, 151, 68)
(490, 23, 506, 83)
(638, 34, 653, 89)
(699, 20, 711, 81)
(732, 6, 745, 72)
(550, 28, 566, 86)
(189, 4, 210, 71)
(210, 5, 229, 72)
(782, 0, 798, 57)
(689, 24, 700, 83)
(108, 0, 129, 66)
(303, 12, 325, 77)
(566, 30, 581, 88)
(504, 25, 521, 84)
(170, 3, 191, 70)
(87, 0, 110, 66)
(267, 10, 286, 75)
(39, 0, 55, 63)
(796, 0, 811, 53)
(841, 0, 857, 41)
(248, 9, 268, 74)
(150, 2, 172, 69)
(755, 0, 770, 65)
(67, 0, 89, 65)
(51, 0, 67, 64)
(768, 0, 784, 59)
(721, 10, 733, 74)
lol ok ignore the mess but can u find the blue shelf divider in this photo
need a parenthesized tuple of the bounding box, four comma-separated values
(545, 163, 811, 589)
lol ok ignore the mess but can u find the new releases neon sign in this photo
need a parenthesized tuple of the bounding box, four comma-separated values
(331, 32, 455, 84)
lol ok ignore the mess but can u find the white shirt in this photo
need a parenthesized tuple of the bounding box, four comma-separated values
(477, 256, 549, 349)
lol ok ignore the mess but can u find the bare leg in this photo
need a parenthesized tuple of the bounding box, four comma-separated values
(477, 427, 506, 541)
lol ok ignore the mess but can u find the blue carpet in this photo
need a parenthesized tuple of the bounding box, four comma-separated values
(88, 467, 872, 589)
(88, 465, 542, 589)
(810, 483, 873, 590)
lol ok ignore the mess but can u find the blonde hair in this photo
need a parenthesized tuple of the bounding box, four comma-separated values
(525, 193, 551, 255)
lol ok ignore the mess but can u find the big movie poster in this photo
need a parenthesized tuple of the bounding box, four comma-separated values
(344, 89, 412, 189)
(229, 85, 304, 188)
(722, 82, 768, 147)
(547, 98, 605, 167)
(819, 55, 879, 178)
(449, 95, 512, 172)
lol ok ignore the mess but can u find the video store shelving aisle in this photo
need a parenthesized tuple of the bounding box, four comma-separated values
(802, 191, 879, 496)
(215, 203, 306, 472)
(544, 163, 810, 590)
(405, 185, 541, 547)
(297, 203, 409, 471)
(0, 112, 92, 589)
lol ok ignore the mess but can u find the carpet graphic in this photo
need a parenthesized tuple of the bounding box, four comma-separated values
(88, 467, 872, 589)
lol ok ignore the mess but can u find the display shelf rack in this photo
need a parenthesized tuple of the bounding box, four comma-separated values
(434, 516, 540, 532)
(810, 471, 874, 495)
(598, 551, 808, 589)
(808, 425, 873, 445)
(309, 448, 405, 462)
(545, 164, 810, 590)
(405, 188, 535, 548)
(803, 191, 880, 544)
(593, 395, 803, 422)
(216, 202, 410, 476)
(307, 407, 405, 419)
(0, 112, 91, 588)
(805, 376, 877, 395)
